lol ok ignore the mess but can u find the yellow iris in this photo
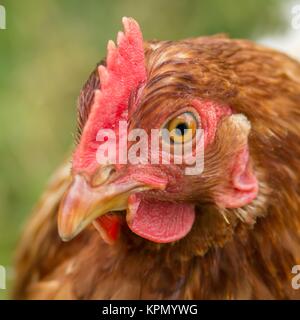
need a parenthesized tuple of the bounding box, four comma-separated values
(166, 112, 198, 144)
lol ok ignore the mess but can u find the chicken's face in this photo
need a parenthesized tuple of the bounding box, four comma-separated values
(58, 18, 258, 245)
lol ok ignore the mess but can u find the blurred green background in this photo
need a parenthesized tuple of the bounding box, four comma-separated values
(0, 0, 290, 299)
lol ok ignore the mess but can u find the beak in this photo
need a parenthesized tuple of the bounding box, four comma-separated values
(58, 171, 164, 242)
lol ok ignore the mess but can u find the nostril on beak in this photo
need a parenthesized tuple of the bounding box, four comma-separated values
(91, 165, 116, 187)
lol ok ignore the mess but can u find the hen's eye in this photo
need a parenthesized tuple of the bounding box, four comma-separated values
(165, 112, 198, 144)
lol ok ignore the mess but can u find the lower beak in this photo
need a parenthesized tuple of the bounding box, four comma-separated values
(58, 173, 157, 242)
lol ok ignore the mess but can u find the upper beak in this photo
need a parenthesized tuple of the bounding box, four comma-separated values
(58, 170, 163, 242)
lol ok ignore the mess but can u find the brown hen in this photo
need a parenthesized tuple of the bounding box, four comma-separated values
(13, 18, 300, 299)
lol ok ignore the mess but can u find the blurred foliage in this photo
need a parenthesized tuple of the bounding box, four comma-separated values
(0, 0, 287, 299)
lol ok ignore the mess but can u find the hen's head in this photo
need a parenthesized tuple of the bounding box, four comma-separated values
(58, 18, 300, 251)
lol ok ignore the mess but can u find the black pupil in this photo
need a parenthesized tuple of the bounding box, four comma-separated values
(176, 123, 188, 136)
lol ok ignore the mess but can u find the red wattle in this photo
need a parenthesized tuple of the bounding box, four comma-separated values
(126, 194, 195, 243)
(94, 214, 121, 244)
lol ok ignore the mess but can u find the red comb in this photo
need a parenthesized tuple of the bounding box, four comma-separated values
(73, 17, 147, 172)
